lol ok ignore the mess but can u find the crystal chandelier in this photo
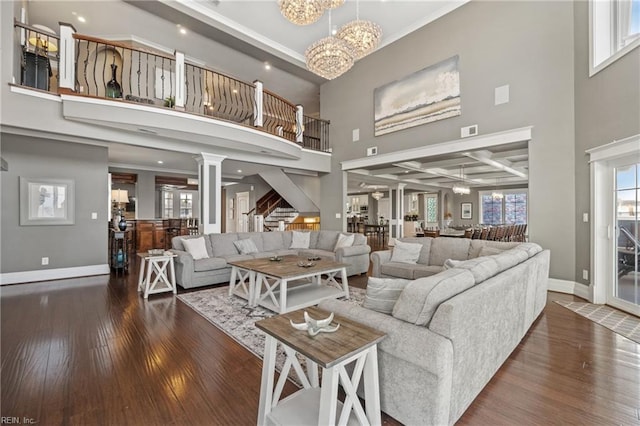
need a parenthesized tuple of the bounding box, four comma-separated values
(452, 165, 470, 195)
(371, 190, 384, 200)
(278, 0, 326, 25)
(323, 0, 345, 9)
(305, 10, 355, 79)
(336, 0, 382, 60)
(492, 191, 504, 199)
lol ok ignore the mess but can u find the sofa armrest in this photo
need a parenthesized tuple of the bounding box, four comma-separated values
(319, 299, 453, 372)
(370, 250, 392, 277)
(335, 244, 371, 258)
(170, 249, 194, 287)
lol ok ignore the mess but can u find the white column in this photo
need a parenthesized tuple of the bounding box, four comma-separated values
(254, 80, 263, 127)
(174, 50, 185, 109)
(295, 104, 304, 143)
(393, 183, 406, 239)
(58, 23, 76, 91)
(195, 153, 226, 234)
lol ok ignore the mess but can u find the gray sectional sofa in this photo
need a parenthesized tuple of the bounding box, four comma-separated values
(320, 238, 550, 426)
(170, 230, 371, 289)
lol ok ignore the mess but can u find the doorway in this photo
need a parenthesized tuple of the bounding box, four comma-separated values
(236, 191, 250, 232)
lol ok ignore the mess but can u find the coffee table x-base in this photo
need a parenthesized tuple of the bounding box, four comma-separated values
(227, 256, 350, 314)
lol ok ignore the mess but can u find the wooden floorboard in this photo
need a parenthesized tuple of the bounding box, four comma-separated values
(1, 240, 639, 425)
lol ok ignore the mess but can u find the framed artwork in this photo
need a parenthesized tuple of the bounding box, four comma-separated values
(374, 55, 461, 136)
(20, 177, 75, 225)
(461, 202, 472, 220)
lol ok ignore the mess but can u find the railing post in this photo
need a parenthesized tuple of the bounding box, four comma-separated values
(253, 80, 263, 127)
(58, 22, 76, 92)
(295, 105, 304, 143)
(174, 50, 185, 110)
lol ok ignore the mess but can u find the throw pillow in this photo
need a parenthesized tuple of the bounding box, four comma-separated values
(390, 240, 422, 264)
(363, 277, 411, 314)
(182, 237, 209, 260)
(233, 238, 259, 255)
(290, 231, 310, 249)
(334, 233, 355, 251)
(478, 246, 504, 257)
(443, 258, 463, 269)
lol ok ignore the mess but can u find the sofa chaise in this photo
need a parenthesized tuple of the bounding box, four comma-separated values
(320, 238, 550, 425)
(171, 230, 371, 289)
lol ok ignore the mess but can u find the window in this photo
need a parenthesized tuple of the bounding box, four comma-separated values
(162, 191, 173, 218)
(179, 192, 193, 218)
(480, 189, 528, 225)
(426, 196, 438, 223)
(590, 0, 640, 75)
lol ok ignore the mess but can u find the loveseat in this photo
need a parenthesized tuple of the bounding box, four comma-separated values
(171, 230, 371, 289)
(319, 238, 550, 425)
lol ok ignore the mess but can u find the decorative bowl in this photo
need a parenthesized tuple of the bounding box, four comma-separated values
(297, 261, 315, 268)
(307, 256, 321, 261)
(269, 256, 283, 262)
(148, 249, 164, 256)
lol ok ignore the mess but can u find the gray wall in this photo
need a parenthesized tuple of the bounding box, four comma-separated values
(573, 1, 640, 287)
(1, 134, 109, 273)
(320, 1, 576, 281)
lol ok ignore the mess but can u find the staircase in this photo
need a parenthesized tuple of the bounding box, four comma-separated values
(256, 189, 299, 230)
(264, 207, 299, 230)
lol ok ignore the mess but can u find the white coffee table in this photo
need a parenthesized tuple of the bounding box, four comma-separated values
(137, 251, 177, 299)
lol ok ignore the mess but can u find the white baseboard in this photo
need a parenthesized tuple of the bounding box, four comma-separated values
(548, 278, 591, 301)
(0, 264, 110, 285)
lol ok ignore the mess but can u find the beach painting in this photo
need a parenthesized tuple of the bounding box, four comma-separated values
(374, 55, 460, 136)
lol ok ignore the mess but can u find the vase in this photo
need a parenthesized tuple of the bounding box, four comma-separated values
(106, 63, 122, 98)
(118, 217, 127, 231)
(116, 248, 124, 267)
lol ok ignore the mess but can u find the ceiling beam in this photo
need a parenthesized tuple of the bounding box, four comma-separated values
(463, 150, 528, 179)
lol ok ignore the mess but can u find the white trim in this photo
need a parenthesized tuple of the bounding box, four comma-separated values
(548, 278, 591, 301)
(586, 133, 640, 162)
(341, 127, 533, 171)
(10, 85, 62, 102)
(0, 264, 110, 286)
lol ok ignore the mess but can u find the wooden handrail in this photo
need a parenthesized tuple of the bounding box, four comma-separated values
(73, 33, 175, 61)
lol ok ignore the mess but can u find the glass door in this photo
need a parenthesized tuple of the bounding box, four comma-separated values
(612, 163, 640, 315)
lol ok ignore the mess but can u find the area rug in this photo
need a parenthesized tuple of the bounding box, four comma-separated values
(554, 300, 640, 344)
(177, 285, 366, 383)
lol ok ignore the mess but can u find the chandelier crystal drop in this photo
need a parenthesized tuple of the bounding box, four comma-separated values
(305, 36, 355, 80)
(336, 19, 382, 60)
(278, 0, 326, 26)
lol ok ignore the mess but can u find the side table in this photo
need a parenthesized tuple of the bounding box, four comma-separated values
(137, 252, 177, 299)
(255, 306, 386, 426)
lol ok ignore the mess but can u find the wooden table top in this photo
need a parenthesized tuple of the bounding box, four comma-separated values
(255, 306, 386, 368)
(227, 255, 348, 279)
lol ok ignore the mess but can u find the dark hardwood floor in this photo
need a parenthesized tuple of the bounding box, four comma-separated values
(2, 238, 639, 425)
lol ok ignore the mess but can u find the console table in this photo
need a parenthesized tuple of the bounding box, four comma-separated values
(255, 307, 386, 426)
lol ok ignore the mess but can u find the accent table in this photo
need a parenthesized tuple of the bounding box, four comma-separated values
(255, 306, 386, 426)
(136, 251, 177, 299)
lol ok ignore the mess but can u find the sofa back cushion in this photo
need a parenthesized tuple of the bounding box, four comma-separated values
(236, 233, 264, 252)
(316, 230, 340, 251)
(289, 231, 310, 249)
(353, 233, 367, 246)
(262, 232, 286, 251)
(492, 248, 529, 271)
(468, 240, 519, 258)
(363, 277, 411, 314)
(447, 256, 501, 283)
(398, 237, 432, 264)
(210, 233, 240, 257)
(428, 238, 472, 266)
(392, 268, 475, 326)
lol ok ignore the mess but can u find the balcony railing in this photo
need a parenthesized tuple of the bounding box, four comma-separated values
(12, 21, 330, 153)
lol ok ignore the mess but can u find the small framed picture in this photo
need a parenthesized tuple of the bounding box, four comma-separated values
(20, 177, 75, 225)
(461, 202, 472, 220)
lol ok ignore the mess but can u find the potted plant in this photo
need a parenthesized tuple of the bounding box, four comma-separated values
(164, 96, 175, 108)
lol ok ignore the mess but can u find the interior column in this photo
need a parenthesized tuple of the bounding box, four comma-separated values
(196, 153, 226, 234)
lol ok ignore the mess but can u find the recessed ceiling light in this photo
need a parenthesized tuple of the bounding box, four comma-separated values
(77, 16, 86, 23)
(72, 11, 77, 15)
(232, 89, 238, 94)
(237, 169, 242, 173)
(264, 63, 271, 70)
(157, 160, 164, 164)
(179, 28, 187, 35)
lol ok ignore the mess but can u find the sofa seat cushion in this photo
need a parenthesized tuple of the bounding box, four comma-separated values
(363, 277, 411, 314)
(221, 254, 254, 263)
(210, 233, 240, 257)
(392, 268, 475, 326)
(412, 265, 445, 278)
(193, 257, 227, 272)
(428, 238, 472, 266)
(381, 262, 419, 280)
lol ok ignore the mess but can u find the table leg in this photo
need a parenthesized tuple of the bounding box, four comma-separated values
(257, 335, 277, 426)
(144, 258, 154, 299)
(229, 266, 238, 297)
(279, 278, 288, 314)
(137, 257, 146, 293)
(318, 366, 339, 425)
(363, 345, 382, 425)
(169, 257, 177, 294)
(340, 267, 350, 299)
